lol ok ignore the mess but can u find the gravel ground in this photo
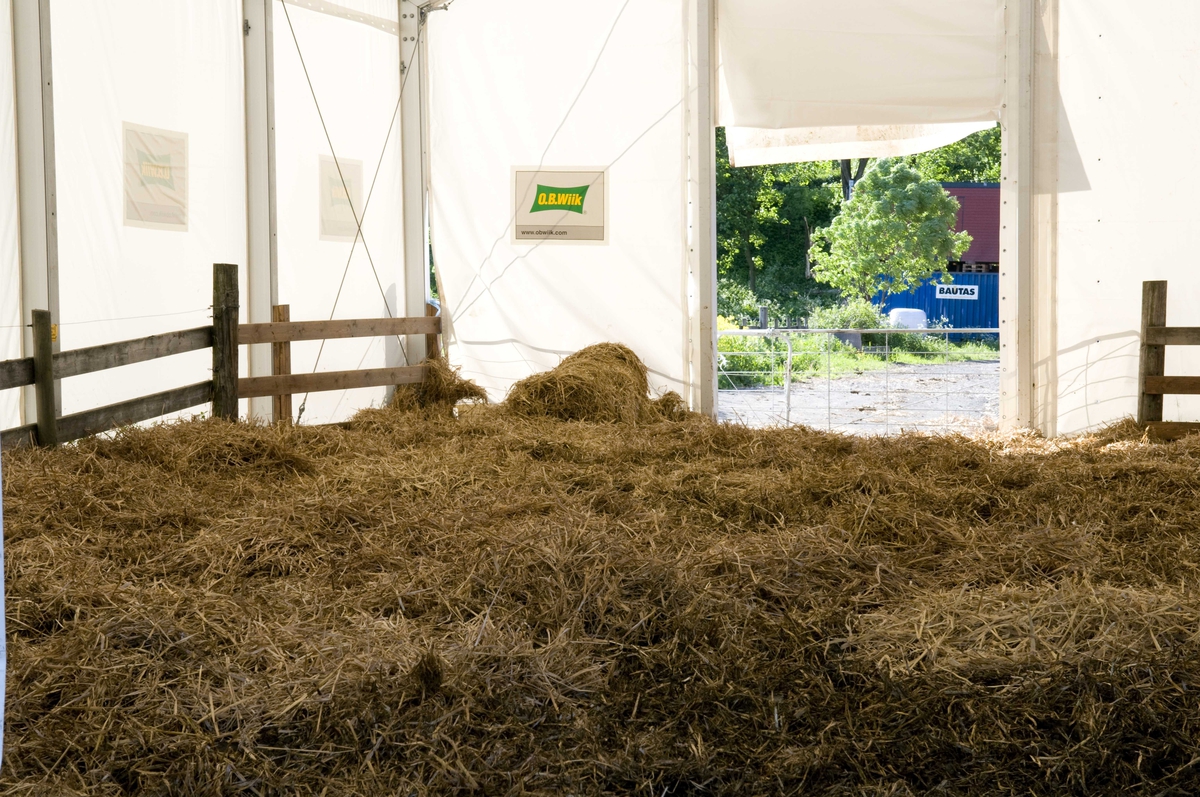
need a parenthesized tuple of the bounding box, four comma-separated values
(718, 359, 1000, 435)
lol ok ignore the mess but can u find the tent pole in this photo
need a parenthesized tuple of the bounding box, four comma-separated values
(999, 0, 1034, 432)
(687, 0, 718, 418)
(13, 0, 60, 424)
(1000, 0, 1058, 436)
(243, 0, 279, 422)
(399, 1, 428, 364)
(1027, 0, 1060, 437)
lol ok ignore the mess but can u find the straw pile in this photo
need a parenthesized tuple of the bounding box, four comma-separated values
(4, 350, 1200, 794)
(390, 356, 487, 412)
(505, 343, 686, 423)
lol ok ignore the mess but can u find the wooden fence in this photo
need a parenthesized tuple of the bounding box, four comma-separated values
(0, 263, 440, 451)
(1138, 280, 1200, 440)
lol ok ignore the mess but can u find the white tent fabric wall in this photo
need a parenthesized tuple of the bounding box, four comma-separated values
(1038, 0, 1200, 435)
(50, 0, 248, 418)
(273, 0, 404, 425)
(280, 0, 400, 34)
(717, 0, 1005, 130)
(427, 0, 690, 403)
(0, 0, 21, 432)
(726, 122, 995, 167)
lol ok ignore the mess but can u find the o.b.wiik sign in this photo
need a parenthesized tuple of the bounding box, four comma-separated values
(936, 284, 979, 300)
(512, 168, 608, 244)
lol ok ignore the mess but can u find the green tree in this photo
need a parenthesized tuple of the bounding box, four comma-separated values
(716, 135, 783, 295)
(752, 177, 840, 314)
(906, 124, 1000, 183)
(716, 129, 839, 316)
(810, 158, 971, 303)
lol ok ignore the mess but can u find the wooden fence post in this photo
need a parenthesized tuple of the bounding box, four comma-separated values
(31, 309, 58, 447)
(425, 302, 440, 360)
(1138, 280, 1168, 425)
(272, 304, 292, 423)
(212, 264, 240, 421)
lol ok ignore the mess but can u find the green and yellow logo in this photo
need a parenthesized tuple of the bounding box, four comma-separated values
(137, 150, 174, 189)
(328, 177, 353, 207)
(530, 184, 588, 214)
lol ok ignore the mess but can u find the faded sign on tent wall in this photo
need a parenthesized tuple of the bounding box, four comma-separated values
(123, 122, 189, 231)
(318, 154, 363, 241)
(512, 168, 607, 244)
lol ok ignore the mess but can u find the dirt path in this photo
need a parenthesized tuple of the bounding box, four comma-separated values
(718, 359, 1000, 435)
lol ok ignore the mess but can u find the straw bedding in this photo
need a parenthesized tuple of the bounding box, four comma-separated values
(390, 357, 487, 412)
(3, 345, 1200, 795)
(505, 343, 687, 423)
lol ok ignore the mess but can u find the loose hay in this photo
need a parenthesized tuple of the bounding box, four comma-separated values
(390, 356, 487, 411)
(4, 358, 1200, 793)
(505, 342, 684, 423)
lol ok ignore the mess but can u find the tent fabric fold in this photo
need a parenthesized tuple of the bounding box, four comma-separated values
(717, 0, 1004, 131)
(726, 122, 996, 167)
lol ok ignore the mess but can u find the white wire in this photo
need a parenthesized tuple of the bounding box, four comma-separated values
(282, 2, 426, 422)
(0, 307, 209, 330)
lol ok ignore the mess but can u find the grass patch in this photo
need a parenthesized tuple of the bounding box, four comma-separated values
(719, 331, 999, 388)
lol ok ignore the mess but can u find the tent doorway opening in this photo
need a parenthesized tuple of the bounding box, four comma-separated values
(713, 125, 1006, 435)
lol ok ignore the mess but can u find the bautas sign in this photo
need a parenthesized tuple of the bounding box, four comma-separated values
(513, 168, 607, 244)
(936, 284, 979, 300)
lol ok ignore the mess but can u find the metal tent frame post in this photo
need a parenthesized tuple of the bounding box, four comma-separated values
(400, 0, 430, 365)
(686, 0, 718, 419)
(13, 0, 61, 424)
(243, 0, 280, 421)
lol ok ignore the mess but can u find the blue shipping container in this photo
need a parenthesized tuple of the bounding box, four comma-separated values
(878, 272, 998, 330)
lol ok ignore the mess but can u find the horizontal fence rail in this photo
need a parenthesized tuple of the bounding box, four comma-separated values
(0, 264, 441, 450)
(1144, 327, 1200, 346)
(1144, 376, 1200, 396)
(56, 382, 216, 444)
(718, 327, 1001, 435)
(54, 327, 214, 380)
(0, 424, 37, 451)
(239, 365, 428, 399)
(240, 316, 438, 345)
(0, 357, 34, 391)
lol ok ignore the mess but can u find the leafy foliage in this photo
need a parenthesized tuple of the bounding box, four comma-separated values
(807, 298, 888, 330)
(716, 278, 760, 321)
(714, 126, 998, 319)
(716, 129, 841, 317)
(810, 159, 972, 303)
(716, 316, 860, 388)
(906, 124, 1001, 184)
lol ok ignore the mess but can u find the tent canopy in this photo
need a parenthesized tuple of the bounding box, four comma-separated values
(718, 0, 1004, 164)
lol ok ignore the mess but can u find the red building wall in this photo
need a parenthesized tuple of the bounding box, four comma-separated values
(942, 183, 1000, 264)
